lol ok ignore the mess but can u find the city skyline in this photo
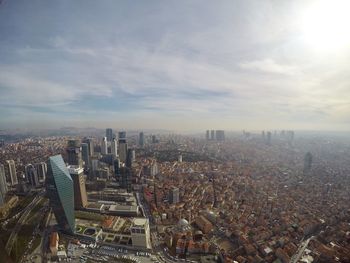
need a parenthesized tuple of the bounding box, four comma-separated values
(1, 0, 350, 131)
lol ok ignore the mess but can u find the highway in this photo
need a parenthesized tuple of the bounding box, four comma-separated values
(290, 236, 314, 263)
(5, 191, 45, 255)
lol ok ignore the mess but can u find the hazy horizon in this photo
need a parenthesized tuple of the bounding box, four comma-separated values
(1, 0, 350, 130)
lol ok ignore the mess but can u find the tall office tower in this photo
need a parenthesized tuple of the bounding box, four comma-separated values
(106, 128, 113, 142)
(5, 160, 18, 186)
(215, 130, 225, 141)
(150, 161, 159, 177)
(169, 187, 180, 204)
(266, 131, 272, 145)
(118, 139, 128, 163)
(46, 155, 75, 234)
(101, 137, 108, 155)
(66, 139, 82, 167)
(262, 131, 266, 141)
(118, 131, 126, 140)
(68, 166, 87, 209)
(130, 218, 151, 249)
(25, 164, 40, 187)
(210, 130, 215, 140)
(111, 138, 118, 157)
(114, 158, 121, 182)
(34, 162, 47, 183)
(82, 138, 94, 156)
(178, 155, 183, 163)
(120, 166, 132, 192)
(0, 164, 8, 206)
(151, 135, 157, 144)
(206, 130, 210, 140)
(304, 152, 313, 174)
(81, 143, 90, 168)
(126, 149, 133, 168)
(139, 132, 144, 147)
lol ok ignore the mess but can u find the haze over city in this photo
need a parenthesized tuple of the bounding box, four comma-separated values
(1, 0, 350, 131)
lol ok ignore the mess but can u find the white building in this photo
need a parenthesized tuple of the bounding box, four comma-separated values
(111, 138, 118, 157)
(130, 218, 151, 249)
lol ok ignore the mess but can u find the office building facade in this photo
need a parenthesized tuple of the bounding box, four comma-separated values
(0, 164, 8, 206)
(106, 128, 113, 142)
(5, 160, 18, 186)
(111, 138, 118, 157)
(66, 140, 82, 167)
(101, 137, 108, 155)
(46, 155, 75, 234)
(68, 166, 88, 209)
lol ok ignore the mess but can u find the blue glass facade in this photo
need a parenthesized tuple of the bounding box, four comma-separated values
(47, 155, 75, 234)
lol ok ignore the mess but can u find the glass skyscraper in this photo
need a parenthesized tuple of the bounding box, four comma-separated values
(46, 155, 75, 234)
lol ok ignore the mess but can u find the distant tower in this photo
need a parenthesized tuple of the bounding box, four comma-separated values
(25, 164, 40, 187)
(66, 140, 82, 167)
(178, 155, 183, 163)
(120, 166, 132, 192)
(139, 132, 144, 147)
(101, 137, 108, 155)
(0, 164, 8, 206)
(304, 152, 313, 174)
(210, 130, 215, 140)
(81, 143, 90, 168)
(215, 130, 225, 141)
(111, 138, 118, 157)
(262, 131, 265, 141)
(5, 160, 18, 186)
(46, 155, 75, 234)
(152, 135, 157, 144)
(68, 166, 88, 209)
(206, 130, 210, 140)
(114, 158, 121, 182)
(106, 128, 113, 142)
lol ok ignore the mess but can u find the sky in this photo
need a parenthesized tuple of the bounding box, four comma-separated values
(0, 0, 350, 131)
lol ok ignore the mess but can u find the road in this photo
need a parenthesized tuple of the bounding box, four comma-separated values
(5, 191, 45, 255)
(290, 236, 314, 263)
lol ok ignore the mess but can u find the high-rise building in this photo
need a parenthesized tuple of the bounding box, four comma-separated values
(111, 138, 118, 157)
(151, 135, 157, 144)
(118, 131, 126, 140)
(139, 132, 144, 147)
(178, 155, 183, 163)
(118, 139, 128, 163)
(34, 162, 47, 183)
(210, 130, 215, 140)
(46, 155, 75, 234)
(66, 140, 82, 167)
(101, 137, 108, 155)
(126, 149, 134, 168)
(206, 130, 210, 140)
(266, 131, 272, 145)
(120, 166, 132, 192)
(81, 143, 90, 168)
(82, 138, 94, 156)
(130, 218, 151, 249)
(304, 152, 313, 174)
(169, 187, 180, 204)
(114, 158, 121, 182)
(25, 164, 40, 188)
(106, 128, 113, 142)
(0, 164, 8, 206)
(215, 130, 225, 141)
(5, 160, 18, 186)
(68, 166, 87, 209)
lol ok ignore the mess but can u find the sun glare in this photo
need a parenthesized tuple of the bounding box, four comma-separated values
(300, 0, 350, 51)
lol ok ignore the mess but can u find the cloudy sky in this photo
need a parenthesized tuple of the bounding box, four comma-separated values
(1, 0, 350, 131)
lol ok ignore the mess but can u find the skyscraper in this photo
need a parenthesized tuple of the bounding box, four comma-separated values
(46, 155, 75, 234)
(66, 140, 82, 167)
(139, 132, 144, 147)
(215, 130, 225, 141)
(0, 164, 8, 206)
(118, 139, 128, 163)
(114, 158, 121, 182)
(68, 166, 88, 209)
(25, 164, 40, 188)
(111, 138, 118, 157)
(210, 130, 215, 140)
(82, 138, 94, 156)
(81, 143, 90, 168)
(126, 149, 133, 168)
(34, 162, 47, 183)
(266, 131, 272, 145)
(169, 187, 180, 204)
(120, 166, 132, 192)
(106, 128, 113, 142)
(5, 160, 18, 186)
(101, 137, 108, 155)
(206, 130, 210, 140)
(118, 131, 126, 140)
